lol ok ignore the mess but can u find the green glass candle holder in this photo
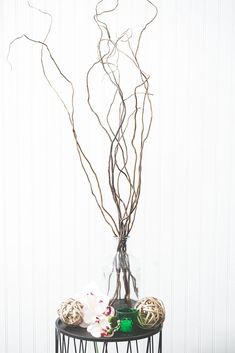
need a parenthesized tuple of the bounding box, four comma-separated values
(116, 307, 138, 333)
(120, 318, 133, 333)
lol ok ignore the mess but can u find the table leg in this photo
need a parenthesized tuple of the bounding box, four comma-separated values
(158, 331, 162, 353)
(55, 329, 58, 353)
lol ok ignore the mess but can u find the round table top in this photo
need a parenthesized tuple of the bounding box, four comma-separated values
(56, 319, 162, 342)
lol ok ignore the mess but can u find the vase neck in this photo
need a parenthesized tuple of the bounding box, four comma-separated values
(116, 236, 128, 252)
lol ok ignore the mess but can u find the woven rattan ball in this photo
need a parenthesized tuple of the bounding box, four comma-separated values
(58, 298, 83, 326)
(135, 297, 165, 329)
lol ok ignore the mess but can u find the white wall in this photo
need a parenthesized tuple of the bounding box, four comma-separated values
(0, 0, 235, 352)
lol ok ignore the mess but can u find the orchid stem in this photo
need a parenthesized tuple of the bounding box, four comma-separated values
(94, 342, 99, 353)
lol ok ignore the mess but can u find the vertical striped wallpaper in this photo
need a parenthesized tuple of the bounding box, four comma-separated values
(0, 0, 235, 352)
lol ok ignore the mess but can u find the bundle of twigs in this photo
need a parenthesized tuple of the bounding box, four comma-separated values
(8, 0, 157, 306)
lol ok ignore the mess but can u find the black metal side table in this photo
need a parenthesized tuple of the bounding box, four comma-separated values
(55, 319, 163, 353)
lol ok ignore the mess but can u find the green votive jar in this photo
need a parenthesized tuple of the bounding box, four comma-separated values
(116, 307, 138, 333)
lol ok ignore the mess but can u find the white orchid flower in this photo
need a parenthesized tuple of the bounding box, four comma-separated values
(83, 292, 109, 324)
(87, 306, 116, 338)
(77, 283, 119, 337)
(78, 284, 109, 327)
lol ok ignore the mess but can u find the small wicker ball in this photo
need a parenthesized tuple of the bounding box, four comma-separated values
(58, 298, 83, 326)
(135, 297, 165, 329)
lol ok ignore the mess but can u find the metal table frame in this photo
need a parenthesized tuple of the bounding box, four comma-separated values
(55, 319, 163, 353)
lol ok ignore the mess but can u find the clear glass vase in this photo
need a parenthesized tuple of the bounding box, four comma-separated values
(102, 236, 141, 308)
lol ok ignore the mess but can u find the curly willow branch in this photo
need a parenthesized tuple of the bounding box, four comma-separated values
(8, 0, 157, 305)
(8, 0, 157, 240)
(90, 0, 158, 239)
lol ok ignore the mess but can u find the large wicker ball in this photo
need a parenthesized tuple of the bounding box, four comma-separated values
(58, 298, 83, 326)
(135, 297, 165, 329)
